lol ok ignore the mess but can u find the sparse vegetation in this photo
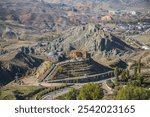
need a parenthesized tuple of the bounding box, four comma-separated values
(25, 70, 32, 76)
(36, 88, 54, 100)
(36, 85, 70, 100)
(0, 86, 43, 100)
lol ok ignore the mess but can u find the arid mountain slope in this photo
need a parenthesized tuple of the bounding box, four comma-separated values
(49, 23, 134, 55)
(0, 40, 44, 85)
(0, 0, 81, 33)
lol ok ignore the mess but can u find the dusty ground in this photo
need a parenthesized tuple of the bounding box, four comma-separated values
(122, 50, 150, 66)
(102, 81, 113, 95)
(136, 33, 150, 45)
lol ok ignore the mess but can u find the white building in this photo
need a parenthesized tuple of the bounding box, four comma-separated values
(129, 11, 136, 15)
(142, 46, 150, 50)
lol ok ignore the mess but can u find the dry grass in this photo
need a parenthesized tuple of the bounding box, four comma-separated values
(0, 86, 42, 100)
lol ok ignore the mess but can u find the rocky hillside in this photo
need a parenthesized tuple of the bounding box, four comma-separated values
(0, 0, 80, 33)
(0, 0, 104, 34)
(49, 23, 134, 55)
(0, 45, 43, 85)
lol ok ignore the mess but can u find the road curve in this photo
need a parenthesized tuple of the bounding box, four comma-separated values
(42, 77, 115, 100)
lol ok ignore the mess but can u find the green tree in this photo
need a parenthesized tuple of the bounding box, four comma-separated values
(25, 70, 32, 76)
(65, 88, 78, 100)
(134, 66, 138, 78)
(137, 60, 141, 73)
(76, 79, 79, 83)
(127, 80, 140, 87)
(58, 66, 63, 73)
(136, 75, 144, 85)
(114, 77, 119, 87)
(78, 83, 104, 100)
(116, 86, 150, 100)
(120, 70, 127, 82)
(113, 67, 120, 86)
(114, 67, 119, 80)
(126, 69, 130, 80)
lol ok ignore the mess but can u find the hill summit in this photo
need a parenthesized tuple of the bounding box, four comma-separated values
(49, 23, 134, 55)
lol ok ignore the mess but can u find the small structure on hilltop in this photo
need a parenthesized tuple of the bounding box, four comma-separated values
(47, 51, 65, 62)
(142, 45, 150, 50)
(69, 50, 91, 59)
(101, 15, 113, 22)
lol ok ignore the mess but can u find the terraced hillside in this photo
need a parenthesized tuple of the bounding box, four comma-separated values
(52, 59, 112, 80)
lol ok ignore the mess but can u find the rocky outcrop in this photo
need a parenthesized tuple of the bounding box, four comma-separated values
(49, 23, 134, 55)
(20, 47, 35, 54)
(0, 49, 43, 85)
(3, 31, 17, 39)
(0, 50, 8, 56)
(0, 61, 27, 85)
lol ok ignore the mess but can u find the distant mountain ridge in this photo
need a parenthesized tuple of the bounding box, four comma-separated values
(0, 0, 81, 34)
(44, 0, 150, 10)
(44, 0, 150, 5)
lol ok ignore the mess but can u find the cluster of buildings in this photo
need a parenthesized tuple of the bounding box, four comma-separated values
(47, 50, 91, 62)
(115, 22, 150, 35)
(108, 10, 141, 16)
(69, 50, 91, 59)
(102, 21, 150, 35)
